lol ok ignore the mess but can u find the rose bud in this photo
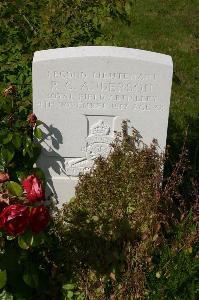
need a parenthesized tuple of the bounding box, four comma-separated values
(0, 204, 29, 236)
(22, 175, 45, 203)
(3, 85, 17, 97)
(0, 172, 10, 183)
(29, 206, 50, 233)
(27, 113, 37, 127)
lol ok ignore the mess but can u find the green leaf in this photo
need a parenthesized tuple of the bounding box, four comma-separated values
(31, 232, 45, 247)
(22, 148, 26, 156)
(0, 147, 15, 165)
(7, 181, 23, 197)
(34, 127, 43, 139)
(0, 290, 13, 300)
(18, 237, 30, 250)
(36, 120, 43, 126)
(23, 271, 39, 288)
(0, 270, 7, 289)
(12, 133, 21, 149)
(67, 291, 74, 298)
(2, 133, 12, 145)
(16, 170, 28, 182)
(18, 232, 34, 250)
(6, 75, 16, 83)
(125, 2, 132, 15)
(62, 283, 76, 290)
(6, 235, 16, 241)
(25, 136, 32, 149)
(0, 129, 8, 138)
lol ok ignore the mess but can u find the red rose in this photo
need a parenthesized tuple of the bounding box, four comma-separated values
(0, 195, 9, 213)
(22, 175, 45, 203)
(0, 204, 29, 236)
(29, 206, 49, 233)
(0, 172, 10, 183)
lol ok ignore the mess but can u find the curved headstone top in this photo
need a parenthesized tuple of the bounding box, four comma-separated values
(33, 46, 173, 206)
(33, 46, 172, 66)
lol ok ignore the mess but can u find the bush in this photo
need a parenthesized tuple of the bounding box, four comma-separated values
(0, 86, 52, 299)
(52, 122, 198, 299)
(0, 85, 41, 178)
(0, 0, 132, 97)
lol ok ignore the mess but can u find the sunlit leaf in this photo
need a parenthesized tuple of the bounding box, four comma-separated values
(34, 127, 43, 139)
(0, 290, 13, 300)
(18, 232, 34, 250)
(7, 181, 23, 197)
(62, 283, 76, 290)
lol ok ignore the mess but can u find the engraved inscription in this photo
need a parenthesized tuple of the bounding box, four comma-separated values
(36, 100, 165, 112)
(39, 70, 164, 113)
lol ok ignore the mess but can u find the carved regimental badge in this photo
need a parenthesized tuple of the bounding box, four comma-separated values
(65, 119, 115, 176)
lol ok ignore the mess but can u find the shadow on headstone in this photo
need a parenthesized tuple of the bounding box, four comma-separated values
(37, 123, 67, 203)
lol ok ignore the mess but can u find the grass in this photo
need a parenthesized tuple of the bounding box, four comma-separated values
(102, 0, 198, 170)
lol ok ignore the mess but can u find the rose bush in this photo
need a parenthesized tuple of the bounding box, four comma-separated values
(0, 173, 50, 237)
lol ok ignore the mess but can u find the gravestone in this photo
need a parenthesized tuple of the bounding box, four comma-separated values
(33, 46, 173, 205)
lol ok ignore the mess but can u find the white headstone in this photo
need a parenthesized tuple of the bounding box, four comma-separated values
(33, 46, 173, 205)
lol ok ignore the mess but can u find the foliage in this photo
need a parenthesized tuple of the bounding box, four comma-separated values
(0, 1, 198, 298)
(52, 122, 198, 299)
(0, 86, 52, 299)
(0, 236, 56, 299)
(0, 0, 131, 97)
(148, 239, 199, 299)
(0, 85, 41, 180)
(0, 204, 53, 300)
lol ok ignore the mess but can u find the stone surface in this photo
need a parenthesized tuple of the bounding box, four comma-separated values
(33, 46, 173, 205)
